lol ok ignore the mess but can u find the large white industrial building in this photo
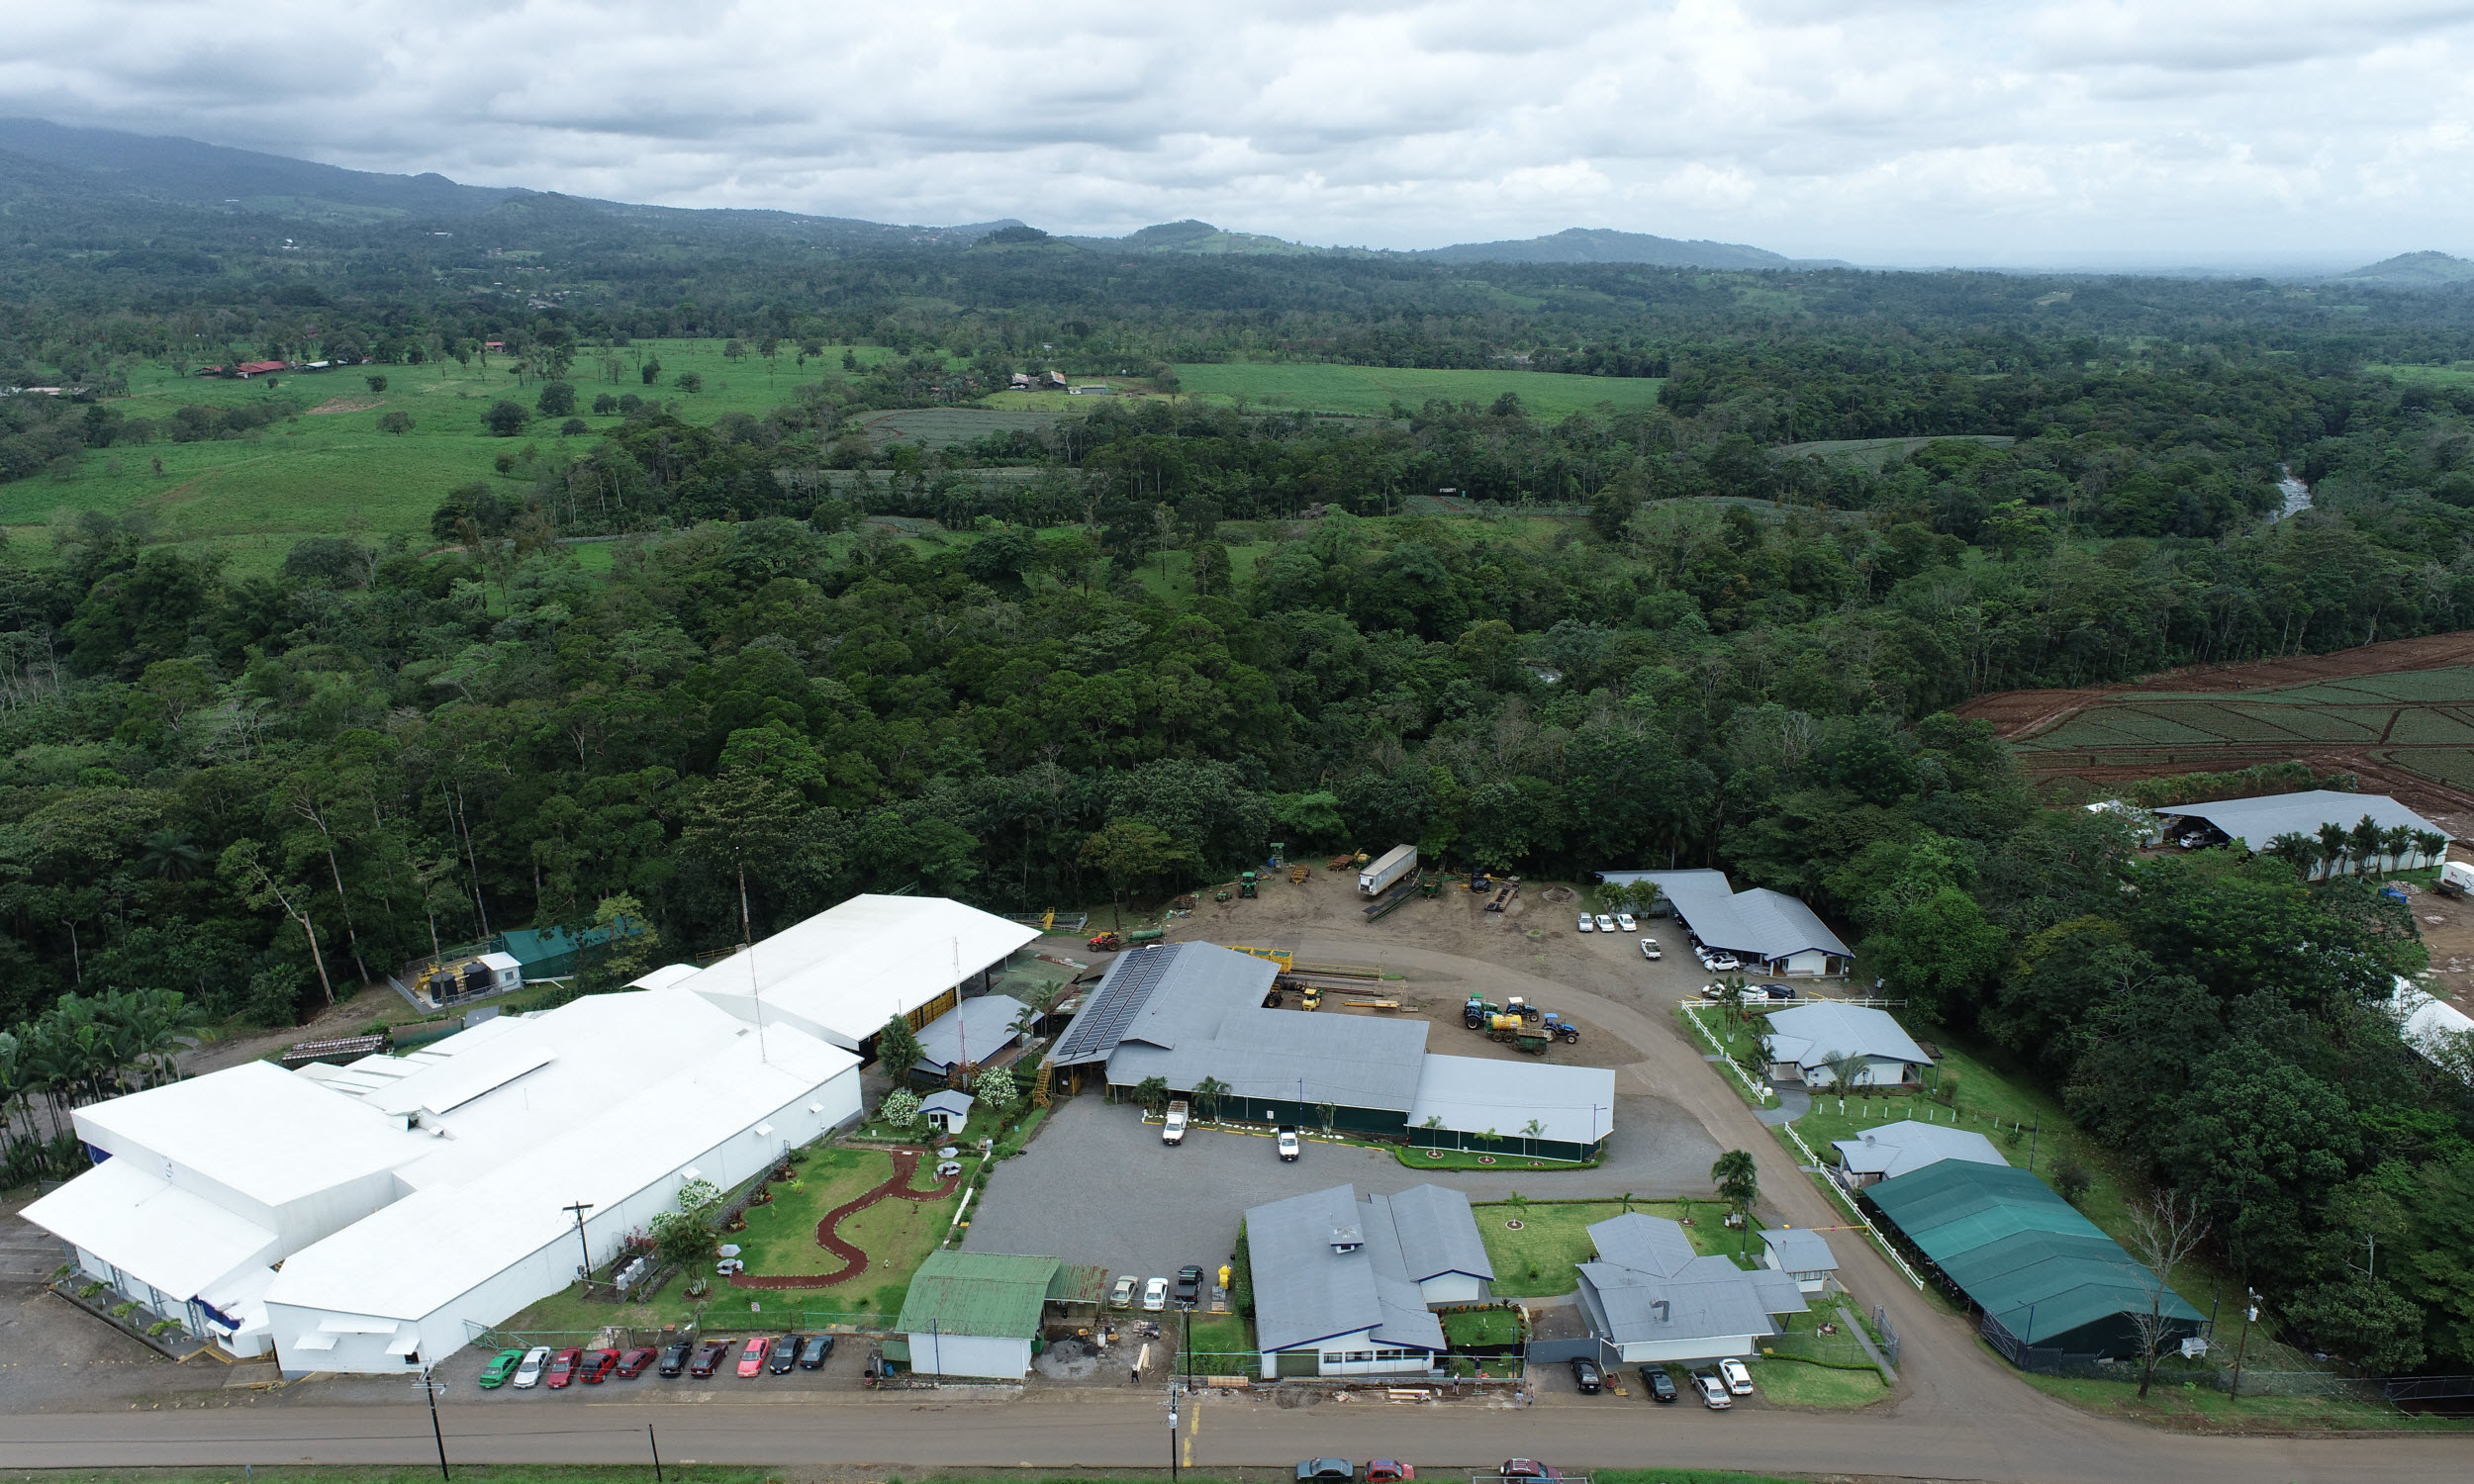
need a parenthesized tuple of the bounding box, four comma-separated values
(19, 893, 1036, 1375)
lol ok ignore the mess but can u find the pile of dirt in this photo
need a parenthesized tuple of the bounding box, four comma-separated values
(305, 397, 381, 415)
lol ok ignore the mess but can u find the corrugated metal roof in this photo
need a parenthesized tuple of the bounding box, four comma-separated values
(915, 994, 1027, 1072)
(1598, 870, 1852, 961)
(1864, 1160, 2202, 1345)
(1761, 1002, 1934, 1069)
(896, 1251, 1060, 1339)
(1245, 1184, 1459, 1354)
(1760, 1228, 1840, 1272)
(1407, 1055, 1615, 1147)
(1832, 1121, 2006, 1179)
(1576, 1213, 1808, 1346)
(2155, 789, 2448, 849)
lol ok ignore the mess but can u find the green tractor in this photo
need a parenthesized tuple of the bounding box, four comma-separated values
(1239, 871, 1258, 899)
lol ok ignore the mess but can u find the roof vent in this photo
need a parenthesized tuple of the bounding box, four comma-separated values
(1652, 1299, 1670, 1323)
(1329, 1224, 1364, 1252)
(1862, 1131, 1875, 1145)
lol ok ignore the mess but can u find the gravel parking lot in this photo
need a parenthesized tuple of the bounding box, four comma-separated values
(965, 1090, 1719, 1285)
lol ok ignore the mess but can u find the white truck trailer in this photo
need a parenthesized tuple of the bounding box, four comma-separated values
(1358, 845, 1418, 896)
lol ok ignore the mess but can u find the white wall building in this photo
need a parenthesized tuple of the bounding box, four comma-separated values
(1761, 1002, 1936, 1089)
(23, 986, 861, 1373)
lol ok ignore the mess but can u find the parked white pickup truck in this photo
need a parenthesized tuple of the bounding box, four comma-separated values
(1162, 1099, 1189, 1145)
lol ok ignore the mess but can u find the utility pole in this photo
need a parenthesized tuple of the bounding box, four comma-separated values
(647, 1424, 665, 1483)
(562, 1200, 595, 1283)
(2230, 1288, 2259, 1400)
(412, 1355, 449, 1481)
(1168, 1383, 1181, 1484)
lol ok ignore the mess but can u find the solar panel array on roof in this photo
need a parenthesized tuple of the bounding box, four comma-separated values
(1053, 943, 1180, 1065)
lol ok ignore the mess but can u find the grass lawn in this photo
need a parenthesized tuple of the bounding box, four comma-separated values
(1440, 1307, 1525, 1347)
(2014, 1361, 2468, 1433)
(728, 1147, 904, 1277)
(1396, 1146, 1593, 1171)
(839, 1171, 963, 1316)
(22, 1472, 769, 1484)
(1747, 1357, 1888, 1408)
(1478, 1200, 1757, 1297)
(1171, 362, 1666, 420)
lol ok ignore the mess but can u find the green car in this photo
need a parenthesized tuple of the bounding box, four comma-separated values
(477, 1347, 527, 1389)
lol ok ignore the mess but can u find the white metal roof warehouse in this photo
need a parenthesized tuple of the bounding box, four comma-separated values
(668, 893, 1039, 1053)
(21, 963, 873, 1371)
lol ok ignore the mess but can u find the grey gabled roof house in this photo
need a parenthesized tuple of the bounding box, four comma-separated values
(1574, 1212, 1806, 1364)
(1245, 1183, 1492, 1376)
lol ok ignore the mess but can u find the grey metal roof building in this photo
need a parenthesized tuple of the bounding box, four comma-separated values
(1574, 1212, 1807, 1362)
(1761, 1002, 1934, 1079)
(1758, 1227, 1841, 1275)
(913, 994, 1029, 1078)
(1405, 1055, 1616, 1161)
(2153, 790, 2449, 858)
(1599, 869, 1852, 971)
(1246, 1183, 1489, 1356)
(1830, 1120, 2006, 1186)
(1054, 942, 1615, 1158)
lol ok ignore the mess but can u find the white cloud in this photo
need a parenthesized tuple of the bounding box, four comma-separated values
(3, 0, 2473, 263)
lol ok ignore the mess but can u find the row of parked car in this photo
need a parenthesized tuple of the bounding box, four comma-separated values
(1575, 910, 1639, 935)
(1108, 1264, 1206, 1312)
(1569, 1353, 1754, 1409)
(479, 1333, 836, 1389)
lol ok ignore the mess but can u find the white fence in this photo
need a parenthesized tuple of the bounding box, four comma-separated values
(1677, 1002, 1774, 1105)
(1776, 1119, 1927, 1291)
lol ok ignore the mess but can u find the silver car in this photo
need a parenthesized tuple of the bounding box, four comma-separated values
(512, 1345, 551, 1389)
(1576, 913, 1593, 932)
(1639, 938, 1661, 960)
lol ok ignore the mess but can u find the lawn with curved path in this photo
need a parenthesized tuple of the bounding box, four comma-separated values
(728, 1146, 961, 1291)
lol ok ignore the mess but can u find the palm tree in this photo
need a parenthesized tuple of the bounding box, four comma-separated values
(2414, 830, 2449, 871)
(2263, 831, 2319, 879)
(2381, 825, 2415, 878)
(1192, 1075, 1231, 1125)
(2349, 815, 2387, 878)
(1819, 1049, 1862, 1111)
(2317, 822, 2350, 880)
(1711, 1149, 1760, 1256)
(1133, 1075, 1171, 1116)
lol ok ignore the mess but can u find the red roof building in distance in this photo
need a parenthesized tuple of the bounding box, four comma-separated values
(235, 361, 287, 377)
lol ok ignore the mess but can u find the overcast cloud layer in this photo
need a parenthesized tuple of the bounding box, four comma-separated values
(8, 0, 2474, 266)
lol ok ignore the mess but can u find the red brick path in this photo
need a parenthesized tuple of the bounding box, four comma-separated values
(727, 1147, 961, 1291)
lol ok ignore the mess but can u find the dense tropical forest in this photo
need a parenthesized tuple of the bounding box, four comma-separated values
(1, 166, 2472, 1373)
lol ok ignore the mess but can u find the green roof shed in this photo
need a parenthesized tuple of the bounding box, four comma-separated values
(896, 1251, 1061, 1340)
(1864, 1159, 2203, 1359)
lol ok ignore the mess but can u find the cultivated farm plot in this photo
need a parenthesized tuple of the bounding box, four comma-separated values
(2005, 663, 2474, 807)
(854, 406, 1066, 448)
(1772, 433, 2015, 468)
(1171, 362, 1666, 419)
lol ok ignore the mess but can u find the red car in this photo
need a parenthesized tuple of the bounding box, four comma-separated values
(1367, 1465, 1415, 1483)
(735, 1336, 771, 1377)
(615, 1346, 655, 1378)
(543, 1346, 583, 1389)
(577, 1349, 618, 1384)
(689, 1340, 731, 1378)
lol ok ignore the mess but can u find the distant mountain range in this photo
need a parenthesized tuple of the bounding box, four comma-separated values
(1419, 227, 1847, 270)
(2329, 251, 2474, 289)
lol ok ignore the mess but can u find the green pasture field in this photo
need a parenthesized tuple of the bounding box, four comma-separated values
(1171, 362, 1665, 419)
(2366, 362, 2474, 388)
(2019, 667, 2474, 757)
(3, 339, 923, 568)
(855, 405, 1068, 448)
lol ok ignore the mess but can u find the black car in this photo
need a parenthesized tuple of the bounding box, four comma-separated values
(689, 1339, 731, 1378)
(656, 1341, 694, 1377)
(1570, 1355, 1603, 1393)
(1174, 1264, 1203, 1308)
(799, 1334, 836, 1369)
(769, 1335, 803, 1374)
(1758, 982, 1796, 1000)
(1640, 1365, 1678, 1403)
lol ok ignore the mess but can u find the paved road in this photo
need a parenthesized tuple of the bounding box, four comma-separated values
(0, 1389, 2460, 1482)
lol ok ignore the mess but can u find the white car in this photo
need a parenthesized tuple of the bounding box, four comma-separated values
(1639, 938, 1661, 961)
(1576, 913, 1593, 932)
(1278, 1128, 1300, 1161)
(1615, 912, 1637, 933)
(1593, 914, 1616, 934)
(1142, 1276, 1170, 1312)
(1707, 953, 1742, 972)
(1719, 1357, 1755, 1395)
(512, 1345, 551, 1388)
(1694, 1370, 1732, 1409)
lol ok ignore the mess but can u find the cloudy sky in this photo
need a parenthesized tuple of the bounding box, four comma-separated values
(8, 0, 2474, 266)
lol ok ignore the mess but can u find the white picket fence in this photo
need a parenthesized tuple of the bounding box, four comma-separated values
(1677, 1002, 1774, 1105)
